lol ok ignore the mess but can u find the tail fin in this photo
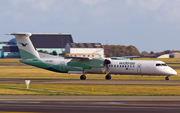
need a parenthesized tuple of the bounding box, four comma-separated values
(8, 33, 40, 59)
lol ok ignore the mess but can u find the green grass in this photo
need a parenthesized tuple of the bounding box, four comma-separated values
(0, 58, 20, 62)
(167, 64, 180, 67)
(1, 83, 180, 96)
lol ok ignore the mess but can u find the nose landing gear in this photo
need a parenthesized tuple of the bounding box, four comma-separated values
(165, 75, 170, 80)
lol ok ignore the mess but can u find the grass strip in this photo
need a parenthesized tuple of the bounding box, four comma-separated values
(0, 83, 180, 96)
(1, 86, 83, 95)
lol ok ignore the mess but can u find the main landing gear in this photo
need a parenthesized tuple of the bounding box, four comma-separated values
(165, 75, 170, 80)
(105, 74, 111, 80)
(80, 74, 112, 80)
(80, 75, 86, 80)
(80, 70, 86, 80)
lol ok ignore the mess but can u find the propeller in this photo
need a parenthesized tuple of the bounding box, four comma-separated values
(101, 59, 111, 74)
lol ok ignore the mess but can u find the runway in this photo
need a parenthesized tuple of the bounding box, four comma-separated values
(1, 79, 180, 112)
(1, 79, 180, 85)
(0, 96, 180, 113)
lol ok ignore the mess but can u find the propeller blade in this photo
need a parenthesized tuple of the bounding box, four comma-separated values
(101, 59, 111, 73)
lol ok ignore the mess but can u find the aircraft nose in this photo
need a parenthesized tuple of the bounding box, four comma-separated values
(172, 69, 177, 75)
(168, 68, 177, 75)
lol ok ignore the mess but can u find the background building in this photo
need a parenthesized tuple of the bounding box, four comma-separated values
(157, 54, 170, 58)
(65, 43, 104, 58)
(0, 33, 74, 58)
(0, 39, 17, 58)
(169, 53, 180, 58)
(30, 33, 73, 54)
(2, 46, 20, 58)
(157, 53, 180, 58)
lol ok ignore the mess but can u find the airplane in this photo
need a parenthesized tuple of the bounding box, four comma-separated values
(7, 32, 177, 80)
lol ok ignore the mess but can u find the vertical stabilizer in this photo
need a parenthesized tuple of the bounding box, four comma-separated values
(8, 33, 40, 59)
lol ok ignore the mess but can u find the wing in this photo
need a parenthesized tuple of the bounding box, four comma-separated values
(108, 56, 140, 60)
(122, 56, 140, 59)
(65, 56, 110, 70)
(64, 56, 92, 60)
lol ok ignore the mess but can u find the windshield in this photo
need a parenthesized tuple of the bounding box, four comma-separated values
(156, 63, 167, 66)
(162, 63, 167, 66)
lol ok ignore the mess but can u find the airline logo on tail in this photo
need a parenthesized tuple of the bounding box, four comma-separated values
(20, 43, 28, 47)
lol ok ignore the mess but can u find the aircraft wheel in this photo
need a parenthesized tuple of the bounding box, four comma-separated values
(105, 74, 111, 80)
(165, 77, 169, 80)
(80, 75, 86, 80)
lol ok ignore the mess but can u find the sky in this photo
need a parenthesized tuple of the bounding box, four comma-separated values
(1, 0, 180, 53)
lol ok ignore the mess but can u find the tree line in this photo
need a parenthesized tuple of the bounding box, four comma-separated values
(103, 44, 140, 57)
(141, 50, 177, 57)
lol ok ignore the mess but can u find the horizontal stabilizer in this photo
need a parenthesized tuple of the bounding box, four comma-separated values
(6, 32, 32, 36)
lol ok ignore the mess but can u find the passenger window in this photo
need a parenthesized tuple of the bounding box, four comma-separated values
(114, 65, 116, 67)
(120, 65, 121, 67)
(117, 65, 119, 67)
(111, 65, 113, 67)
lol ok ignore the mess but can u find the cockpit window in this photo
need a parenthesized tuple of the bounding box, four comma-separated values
(156, 63, 161, 66)
(162, 63, 167, 66)
(156, 63, 167, 66)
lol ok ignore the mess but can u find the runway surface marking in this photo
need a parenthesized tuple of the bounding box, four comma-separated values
(1, 100, 180, 113)
(1, 101, 180, 112)
(1, 104, 180, 110)
(2, 101, 180, 108)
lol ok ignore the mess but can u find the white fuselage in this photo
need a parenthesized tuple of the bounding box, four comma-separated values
(37, 58, 177, 76)
(86, 59, 177, 75)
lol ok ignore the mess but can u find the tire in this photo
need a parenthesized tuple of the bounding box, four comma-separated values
(165, 77, 169, 80)
(105, 74, 111, 80)
(80, 75, 86, 80)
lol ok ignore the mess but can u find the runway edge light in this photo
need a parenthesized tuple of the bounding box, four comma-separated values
(25, 80, 31, 89)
